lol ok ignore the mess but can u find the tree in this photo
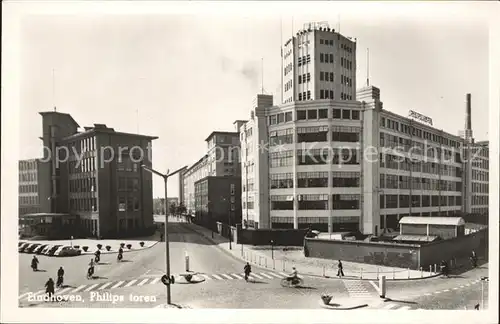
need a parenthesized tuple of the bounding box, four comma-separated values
(169, 203, 177, 216)
(177, 202, 187, 215)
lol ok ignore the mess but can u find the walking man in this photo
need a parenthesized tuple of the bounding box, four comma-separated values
(337, 260, 345, 277)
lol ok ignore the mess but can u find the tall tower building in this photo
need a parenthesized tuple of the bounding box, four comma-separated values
(282, 22, 357, 104)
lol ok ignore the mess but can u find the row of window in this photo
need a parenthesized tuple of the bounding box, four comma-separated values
(68, 157, 97, 174)
(340, 57, 353, 71)
(472, 183, 489, 194)
(19, 160, 38, 171)
(295, 108, 360, 121)
(70, 197, 98, 212)
(471, 145, 489, 159)
(118, 177, 140, 192)
(472, 158, 489, 169)
(67, 136, 97, 155)
(381, 117, 461, 148)
(472, 195, 489, 205)
(19, 184, 38, 194)
(298, 73, 311, 84)
(319, 38, 334, 46)
(472, 170, 489, 181)
(284, 63, 292, 76)
(380, 194, 462, 209)
(284, 79, 293, 92)
(118, 196, 141, 212)
(19, 195, 39, 206)
(340, 74, 352, 86)
(297, 55, 311, 67)
(117, 157, 140, 172)
(319, 71, 334, 82)
(471, 207, 488, 215)
(319, 53, 334, 64)
(270, 194, 360, 210)
(341, 43, 353, 53)
(270, 148, 360, 167)
(268, 112, 294, 126)
(380, 154, 463, 177)
(381, 175, 462, 191)
(270, 171, 360, 189)
(19, 172, 37, 182)
(69, 178, 96, 193)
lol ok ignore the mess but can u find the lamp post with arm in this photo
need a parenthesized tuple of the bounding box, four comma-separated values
(141, 164, 186, 305)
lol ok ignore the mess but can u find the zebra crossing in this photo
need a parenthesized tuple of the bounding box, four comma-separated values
(18, 271, 290, 302)
(379, 303, 424, 310)
(342, 280, 377, 298)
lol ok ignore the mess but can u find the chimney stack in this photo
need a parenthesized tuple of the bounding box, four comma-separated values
(466, 93, 472, 130)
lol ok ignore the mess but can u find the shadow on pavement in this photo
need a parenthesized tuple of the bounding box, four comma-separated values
(35, 269, 47, 272)
(247, 280, 268, 284)
(295, 286, 317, 290)
(119, 260, 133, 263)
(383, 298, 418, 305)
(91, 276, 108, 280)
(97, 262, 111, 265)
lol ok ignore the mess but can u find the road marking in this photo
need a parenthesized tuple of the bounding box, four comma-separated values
(279, 272, 288, 277)
(443, 289, 450, 292)
(55, 287, 72, 295)
(466, 284, 471, 287)
(231, 273, 244, 279)
(459, 285, 465, 288)
(434, 291, 441, 294)
(211, 274, 224, 280)
(110, 281, 125, 289)
(72, 285, 87, 293)
(259, 273, 273, 279)
(267, 272, 284, 278)
(199, 274, 211, 280)
(221, 274, 234, 280)
(124, 279, 138, 288)
(424, 293, 432, 296)
(98, 282, 113, 290)
(383, 304, 398, 309)
(18, 292, 31, 299)
(149, 278, 160, 285)
(250, 273, 264, 280)
(369, 280, 379, 292)
(398, 306, 411, 310)
(137, 278, 150, 286)
(84, 284, 99, 292)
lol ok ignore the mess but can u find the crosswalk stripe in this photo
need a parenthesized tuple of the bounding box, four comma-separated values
(279, 272, 288, 277)
(267, 272, 284, 278)
(72, 285, 87, 293)
(84, 284, 99, 292)
(98, 282, 113, 290)
(137, 278, 150, 286)
(443, 289, 450, 292)
(383, 304, 398, 309)
(110, 281, 125, 289)
(124, 279, 138, 288)
(398, 306, 411, 310)
(149, 278, 160, 285)
(259, 273, 274, 279)
(250, 273, 264, 279)
(18, 292, 31, 299)
(199, 274, 211, 280)
(55, 287, 72, 295)
(211, 274, 223, 280)
(232, 273, 244, 279)
(221, 274, 234, 280)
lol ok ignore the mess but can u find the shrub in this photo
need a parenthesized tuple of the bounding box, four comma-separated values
(105, 245, 111, 251)
(97, 244, 102, 250)
(82, 246, 89, 252)
(74, 245, 80, 249)
(120, 243, 125, 248)
(321, 294, 332, 305)
(126, 244, 132, 249)
(140, 241, 145, 247)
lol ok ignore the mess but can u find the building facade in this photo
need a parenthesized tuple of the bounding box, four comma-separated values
(240, 23, 489, 235)
(19, 159, 42, 215)
(20, 111, 158, 238)
(194, 176, 242, 229)
(179, 122, 244, 218)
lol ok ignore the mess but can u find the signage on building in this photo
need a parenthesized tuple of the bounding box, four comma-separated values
(408, 110, 433, 126)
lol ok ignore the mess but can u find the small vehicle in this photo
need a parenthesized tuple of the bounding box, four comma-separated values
(56, 276, 64, 288)
(41, 245, 53, 255)
(54, 246, 81, 257)
(280, 276, 304, 288)
(45, 245, 62, 256)
(25, 243, 42, 254)
(18, 242, 30, 252)
(33, 244, 48, 254)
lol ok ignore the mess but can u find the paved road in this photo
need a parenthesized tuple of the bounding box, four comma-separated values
(20, 220, 360, 308)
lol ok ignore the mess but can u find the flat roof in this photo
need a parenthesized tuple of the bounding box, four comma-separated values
(399, 216, 465, 226)
(393, 235, 440, 242)
(204, 131, 239, 142)
(39, 111, 80, 128)
(61, 128, 158, 142)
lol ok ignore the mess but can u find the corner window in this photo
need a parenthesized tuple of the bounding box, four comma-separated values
(332, 109, 341, 119)
(297, 110, 307, 120)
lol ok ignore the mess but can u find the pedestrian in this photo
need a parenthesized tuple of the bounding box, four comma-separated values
(337, 260, 345, 277)
(160, 233, 164, 242)
(45, 277, 55, 301)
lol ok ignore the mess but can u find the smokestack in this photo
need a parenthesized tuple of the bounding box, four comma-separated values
(466, 93, 472, 130)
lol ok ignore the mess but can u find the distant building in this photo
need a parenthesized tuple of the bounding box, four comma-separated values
(179, 122, 244, 222)
(18, 159, 42, 215)
(153, 197, 179, 214)
(194, 176, 241, 229)
(19, 111, 158, 239)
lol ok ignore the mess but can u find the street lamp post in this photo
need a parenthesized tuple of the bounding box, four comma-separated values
(270, 240, 274, 260)
(141, 164, 186, 305)
(228, 200, 232, 250)
(480, 276, 489, 309)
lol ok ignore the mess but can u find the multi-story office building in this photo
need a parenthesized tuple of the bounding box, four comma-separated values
(19, 159, 42, 215)
(20, 111, 158, 238)
(179, 121, 245, 217)
(240, 22, 488, 235)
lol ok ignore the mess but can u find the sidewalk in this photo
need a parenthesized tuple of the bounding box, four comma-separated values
(187, 222, 437, 281)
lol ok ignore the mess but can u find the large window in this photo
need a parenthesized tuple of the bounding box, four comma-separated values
(270, 173, 294, 189)
(271, 195, 293, 210)
(298, 194, 328, 210)
(332, 194, 359, 210)
(297, 149, 329, 165)
(332, 148, 358, 165)
(297, 172, 328, 188)
(297, 110, 307, 120)
(332, 172, 360, 187)
(332, 126, 360, 142)
(385, 195, 398, 208)
(297, 126, 328, 142)
(399, 195, 409, 208)
(270, 150, 294, 167)
(270, 128, 294, 146)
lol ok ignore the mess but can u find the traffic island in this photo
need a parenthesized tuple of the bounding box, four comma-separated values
(173, 273, 206, 284)
(319, 294, 368, 310)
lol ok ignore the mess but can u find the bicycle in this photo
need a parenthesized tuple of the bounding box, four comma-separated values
(280, 277, 303, 288)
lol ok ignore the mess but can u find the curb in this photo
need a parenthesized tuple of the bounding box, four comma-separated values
(319, 301, 368, 310)
(172, 275, 206, 285)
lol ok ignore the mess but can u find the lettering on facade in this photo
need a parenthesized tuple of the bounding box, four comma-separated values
(408, 110, 433, 126)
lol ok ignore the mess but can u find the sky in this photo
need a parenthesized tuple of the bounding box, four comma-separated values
(17, 3, 491, 199)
